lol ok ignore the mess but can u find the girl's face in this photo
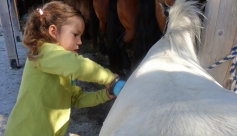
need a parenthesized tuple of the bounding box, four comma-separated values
(55, 16, 85, 52)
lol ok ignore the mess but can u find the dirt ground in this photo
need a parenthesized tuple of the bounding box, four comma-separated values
(0, 32, 115, 136)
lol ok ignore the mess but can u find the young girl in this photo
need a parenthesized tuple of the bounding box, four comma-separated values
(4, 1, 118, 135)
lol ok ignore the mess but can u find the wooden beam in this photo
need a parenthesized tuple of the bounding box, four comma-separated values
(199, 0, 237, 89)
(9, 0, 22, 42)
(0, 17, 2, 27)
(0, 0, 20, 68)
(13, 0, 21, 30)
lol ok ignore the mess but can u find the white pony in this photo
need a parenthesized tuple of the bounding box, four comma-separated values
(100, 0, 237, 135)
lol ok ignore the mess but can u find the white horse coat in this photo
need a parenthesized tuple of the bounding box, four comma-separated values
(100, 0, 237, 135)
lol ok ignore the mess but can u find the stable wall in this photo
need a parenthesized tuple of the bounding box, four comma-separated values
(199, 0, 237, 90)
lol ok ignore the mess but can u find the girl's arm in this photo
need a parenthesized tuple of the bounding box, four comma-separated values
(71, 86, 111, 108)
(36, 43, 114, 85)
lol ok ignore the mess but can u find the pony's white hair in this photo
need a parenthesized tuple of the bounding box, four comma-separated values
(164, 0, 204, 63)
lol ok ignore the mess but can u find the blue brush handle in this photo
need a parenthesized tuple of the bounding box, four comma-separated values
(113, 80, 126, 96)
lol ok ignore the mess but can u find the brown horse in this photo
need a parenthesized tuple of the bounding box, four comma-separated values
(91, 0, 175, 79)
(91, 0, 206, 79)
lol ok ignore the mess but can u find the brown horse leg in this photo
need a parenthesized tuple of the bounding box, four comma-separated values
(97, 17, 108, 55)
(98, 31, 107, 55)
(116, 32, 131, 78)
(116, 0, 137, 78)
(92, 0, 109, 55)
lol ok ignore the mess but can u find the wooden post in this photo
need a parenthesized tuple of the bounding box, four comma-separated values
(198, 0, 237, 90)
(0, 0, 20, 68)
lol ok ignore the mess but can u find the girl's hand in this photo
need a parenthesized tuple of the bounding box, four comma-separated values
(105, 74, 119, 89)
(106, 88, 116, 99)
(105, 73, 119, 99)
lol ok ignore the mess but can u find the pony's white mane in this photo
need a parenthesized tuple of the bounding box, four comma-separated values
(164, 0, 204, 63)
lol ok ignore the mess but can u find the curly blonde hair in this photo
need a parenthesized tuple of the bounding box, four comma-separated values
(23, 1, 84, 61)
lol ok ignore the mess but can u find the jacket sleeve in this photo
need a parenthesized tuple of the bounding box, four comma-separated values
(71, 85, 110, 108)
(36, 47, 114, 85)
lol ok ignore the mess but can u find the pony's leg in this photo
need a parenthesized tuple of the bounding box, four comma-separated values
(117, 32, 131, 78)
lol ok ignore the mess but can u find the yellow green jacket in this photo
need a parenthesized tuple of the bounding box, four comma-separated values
(4, 43, 114, 136)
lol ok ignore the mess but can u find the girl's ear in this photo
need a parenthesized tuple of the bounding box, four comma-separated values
(48, 25, 57, 39)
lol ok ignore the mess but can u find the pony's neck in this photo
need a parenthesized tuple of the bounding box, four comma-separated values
(145, 34, 199, 66)
(165, 31, 199, 64)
